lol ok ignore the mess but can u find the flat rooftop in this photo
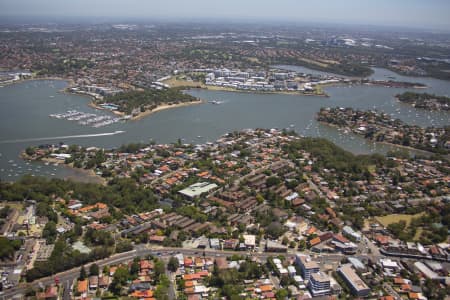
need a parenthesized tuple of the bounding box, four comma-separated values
(339, 264, 370, 291)
(179, 182, 218, 198)
(298, 255, 320, 269)
(311, 272, 330, 283)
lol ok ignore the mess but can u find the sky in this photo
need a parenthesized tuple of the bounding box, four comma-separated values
(1, 0, 450, 30)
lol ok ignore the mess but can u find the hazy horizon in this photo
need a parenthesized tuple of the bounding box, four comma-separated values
(1, 0, 450, 32)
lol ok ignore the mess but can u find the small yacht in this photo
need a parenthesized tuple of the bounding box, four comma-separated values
(208, 100, 222, 105)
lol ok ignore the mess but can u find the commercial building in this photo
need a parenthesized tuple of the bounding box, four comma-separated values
(266, 240, 288, 252)
(296, 254, 320, 280)
(308, 272, 331, 297)
(338, 264, 371, 297)
(342, 226, 362, 241)
(242, 234, 256, 249)
(209, 238, 220, 250)
(414, 262, 440, 280)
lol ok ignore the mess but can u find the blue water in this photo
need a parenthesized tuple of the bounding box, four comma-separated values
(0, 67, 449, 181)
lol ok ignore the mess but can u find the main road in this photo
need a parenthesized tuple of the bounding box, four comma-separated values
(0, 245, 345, 300)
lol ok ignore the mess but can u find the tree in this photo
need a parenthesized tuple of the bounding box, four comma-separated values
(79, 265, 87, 280)
(276, 288, 288, 300)
(266, 222, 285, 239)
(42, 221, 58, 244)
(103, 265, 110, 275)
(89, 263, 99, 276)
(109, 266, 129, 295)
(266, 176, 281, 187)
(0, 205, 11, 218)
(167, 256, 179, 272)
(0, 237, 21, 260)
(74, 223, 83, 236)
(116, 240, 133, 253)
(154, 259, 165, 278)
(25, 147, 36, 156)
(387, 220, 407, 238)
(256, 194, 265, 204)
(280, 276, 291, 287)
(130, 258, 140, 276)
(154, 284, 169, 300)
(298, 239, 306, 251)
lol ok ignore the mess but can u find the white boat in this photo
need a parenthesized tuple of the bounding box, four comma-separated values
(208, 100, 222, 105)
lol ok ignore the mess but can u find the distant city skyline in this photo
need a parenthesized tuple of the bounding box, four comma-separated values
(1, 0, 450, 31)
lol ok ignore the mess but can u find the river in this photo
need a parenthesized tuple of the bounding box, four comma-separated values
(0, 68, 448, 181)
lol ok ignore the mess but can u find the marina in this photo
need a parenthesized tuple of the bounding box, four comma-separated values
(49, 110, 123, 127)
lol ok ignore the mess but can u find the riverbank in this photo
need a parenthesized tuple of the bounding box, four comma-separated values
(62, 165, 107, 185)
(162, 77, 329, 97)
(190, 85, 329, 97)
(20, 152, 107, 185)
(395, 92, 450, 112)
(69, 91, 204, 120)
(87, 101, 126, 117)
(0, 76, 75, 88)
(130, 100, 204, 121)
(318, 121, 439, 157)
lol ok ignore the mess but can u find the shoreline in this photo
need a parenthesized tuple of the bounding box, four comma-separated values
(0, 76, 75, 88)
(318, 121, 442, 157)
(130, 100, 204, 121)
(20, 152, 107, 185)
(394, 96, 450, 112)
(189, 86, 329, 97)
(87, 101, 125, 117)
(62, 165, 107, 186)
(63, 85, 204, 120)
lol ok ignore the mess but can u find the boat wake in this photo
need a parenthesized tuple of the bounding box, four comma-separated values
(0, 131, 125, 144)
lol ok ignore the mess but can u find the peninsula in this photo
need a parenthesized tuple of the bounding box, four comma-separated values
(396, 91, 450, 111)
(317, 107, 450, 154)
(79, 87, 202, 120)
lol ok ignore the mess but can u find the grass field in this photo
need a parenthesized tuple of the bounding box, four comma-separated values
(367, 165, 376, 173)
(162, 77, 205, 88)
(298, 57, 330, 68)
(413, 227, 424, 241)
(375, 212, 424, 228)
(0, 201, 23, 210)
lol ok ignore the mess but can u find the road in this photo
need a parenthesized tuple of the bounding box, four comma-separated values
(0, 250, 138, 300)
(0, 245, 349, 300)
(62, 280, 71, 300)
(382, 282, 401, 300)
(166, 270, 176, 300)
